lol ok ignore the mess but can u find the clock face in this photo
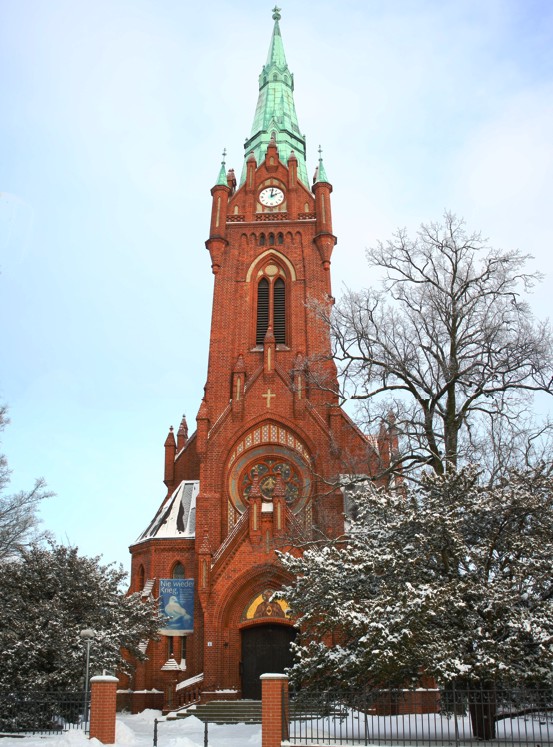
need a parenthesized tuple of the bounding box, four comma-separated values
(259, 187, 285, 208)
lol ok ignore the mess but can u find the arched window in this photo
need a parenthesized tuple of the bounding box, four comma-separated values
(138, 565, 145, 591)
(277, 232, 284, 245)
(172, 562, 185, 579)
(259, 233, 266, 246)
(256, 271, 286, 345)
(268, 233, 275, 246)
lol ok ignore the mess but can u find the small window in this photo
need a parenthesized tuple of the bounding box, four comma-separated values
(268, 233, 275, 246)
(172, 562, 185, 579)
(277, 232, 284, 245)
(259, 234, 266, 246)
(138, 565, 145, 590)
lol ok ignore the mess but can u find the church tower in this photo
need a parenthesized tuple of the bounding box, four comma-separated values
(126, 9, 385, 711)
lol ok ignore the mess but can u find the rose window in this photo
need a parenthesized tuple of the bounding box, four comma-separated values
(241, 460, 301, 504)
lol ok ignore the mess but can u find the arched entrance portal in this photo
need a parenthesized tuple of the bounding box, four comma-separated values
(241, 624, 296, 699)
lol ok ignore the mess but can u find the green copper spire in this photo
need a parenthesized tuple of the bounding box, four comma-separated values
(216, 148, 228, 186)
(315, 145, 329, 183)
(240, 8, 308, 186)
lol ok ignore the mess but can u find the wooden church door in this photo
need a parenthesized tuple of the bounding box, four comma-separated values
(241, 624, 296, 699)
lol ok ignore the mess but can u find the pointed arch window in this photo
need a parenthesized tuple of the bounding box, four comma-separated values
(256, 270, 287, 346)
(172, 562, 185, 579)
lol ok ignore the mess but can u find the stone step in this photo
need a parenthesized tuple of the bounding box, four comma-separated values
(173, 700, 263, 725)
(168, 697, 345, 725)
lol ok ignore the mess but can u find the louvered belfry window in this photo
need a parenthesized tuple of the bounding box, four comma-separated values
(273, 278, 285, 343)
(256, 273, 286, 346)
(256, 278, 270, 344)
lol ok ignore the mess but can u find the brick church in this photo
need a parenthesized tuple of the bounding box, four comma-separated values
(125, 8, 391, 711)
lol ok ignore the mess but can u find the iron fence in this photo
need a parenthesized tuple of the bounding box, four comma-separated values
(285, 684, 553, 746)
(0, 690, 89, 735)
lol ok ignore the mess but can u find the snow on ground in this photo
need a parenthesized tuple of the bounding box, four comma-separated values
(2, 709, 550, 747)
(0, 711, 261, 747)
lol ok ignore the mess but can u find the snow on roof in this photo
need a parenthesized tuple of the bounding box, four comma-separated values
(135, 480, 199, 542)
(161, 656, 183, 671)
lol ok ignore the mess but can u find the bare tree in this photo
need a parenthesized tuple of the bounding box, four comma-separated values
(324, 213, 553, 479)
(0, 405, 52, 560)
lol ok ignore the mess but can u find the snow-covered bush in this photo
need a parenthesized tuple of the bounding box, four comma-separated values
(0, 543, 160, 693)
(279, 466, 553, 690)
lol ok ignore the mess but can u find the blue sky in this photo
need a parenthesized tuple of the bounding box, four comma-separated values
(1, 0, 552, 572)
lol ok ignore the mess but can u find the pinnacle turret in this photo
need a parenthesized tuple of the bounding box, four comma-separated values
(177, 414, 189, 450)
(314, 145, 329, 184)
(240, 8, 308, 186)
(216, 148, 228, 186)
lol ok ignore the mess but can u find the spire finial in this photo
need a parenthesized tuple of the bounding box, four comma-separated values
(164, 425, 176, 448)
(216, 148, 228, 186)
(178, 414, 188, 436)
(315, 144, 329, 183)
(272, 6, 281, 21)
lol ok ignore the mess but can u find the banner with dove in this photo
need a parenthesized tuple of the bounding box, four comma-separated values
(159, 579, 194, 636)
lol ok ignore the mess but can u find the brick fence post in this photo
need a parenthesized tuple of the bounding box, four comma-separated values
(261, 673, 289, 747)
(89, 675, 119, 744)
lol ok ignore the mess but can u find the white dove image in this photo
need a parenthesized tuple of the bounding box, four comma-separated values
(164, 595, 191, 621)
